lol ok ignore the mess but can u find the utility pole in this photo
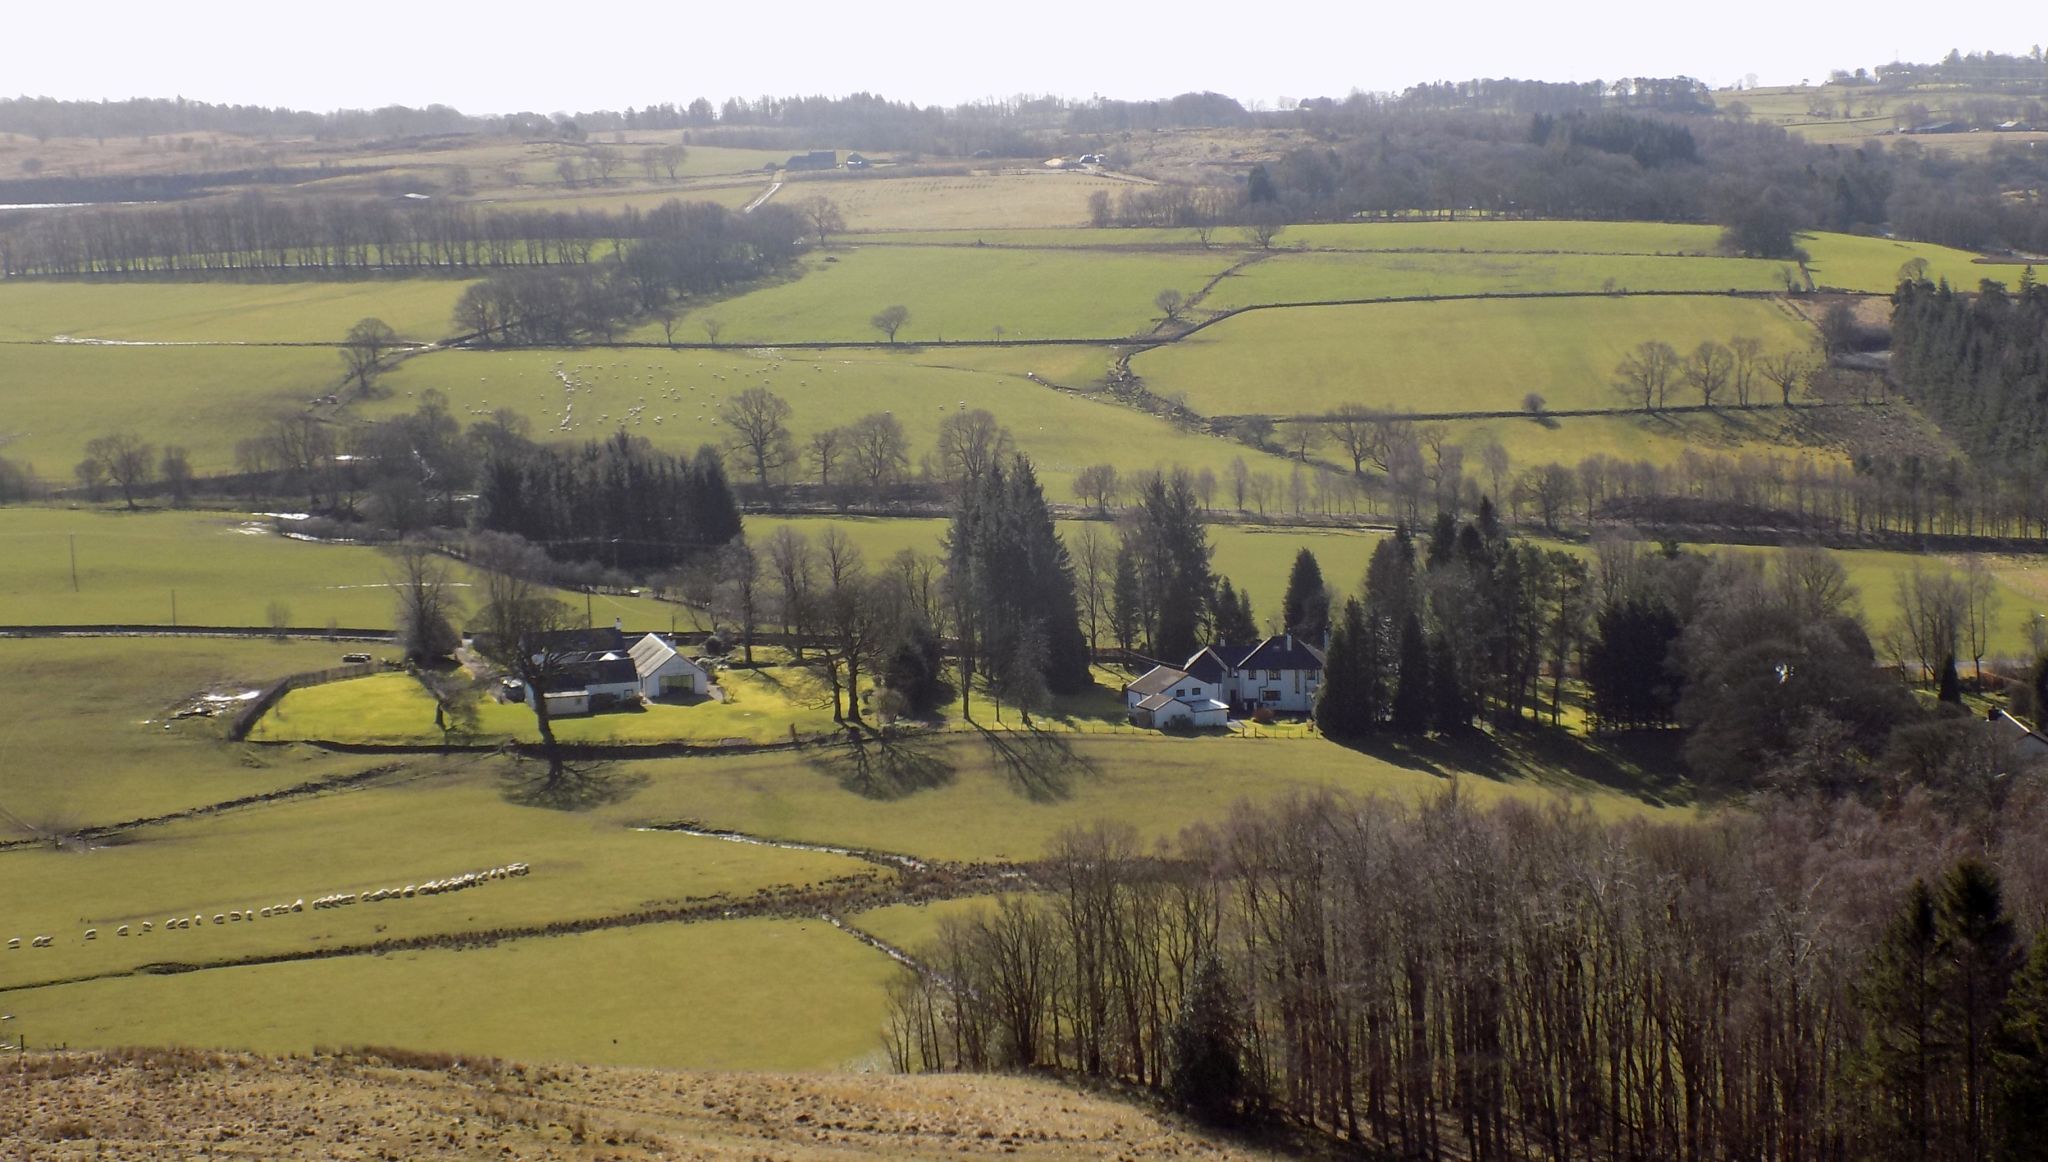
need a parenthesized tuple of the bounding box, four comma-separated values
(69, 533, 78, 592)
(171, 590, 177, 627)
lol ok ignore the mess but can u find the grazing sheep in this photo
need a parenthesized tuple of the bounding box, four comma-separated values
(292, 899, 304, 912)
(6, 938, 17, 950)
(117, 926, 129, 937)
(260, 907, 273, 918)
(213, 914, 225, 925)
(83, 929, 97, 940)
(32, 936, 52, 948)
(228, 912, 242, 923)
(141, 922, 152, 933)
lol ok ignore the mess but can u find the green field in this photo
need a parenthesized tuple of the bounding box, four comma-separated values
(1798, 231, 2006, 292)
(628, 246, 1237, 345)
(789, 171, 1134, 231)
(868, 220, 1731, 254)
(375, 346, 1282, 494)
(9, 918, 898, 1071)
(252, 664, 845, 746)
(1201, 251, 1791, 310)
(0, 279, 474, 344)
(0, 507, 673, 630)
(0, 636, 380, 823)
(1133, 295, 1816, 417)
(0, 344, 343, 474)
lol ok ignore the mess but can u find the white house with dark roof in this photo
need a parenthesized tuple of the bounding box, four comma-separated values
(1226, 634, 1326, 714)
(1123, 665, 1230, 729)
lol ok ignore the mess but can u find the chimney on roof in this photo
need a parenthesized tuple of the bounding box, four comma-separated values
(1285, 632, 1293, 652)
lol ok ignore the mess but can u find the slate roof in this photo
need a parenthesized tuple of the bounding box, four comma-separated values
(1239, 635, 1326, 672)
(540, 650, 638, 692)
(1126, 665, 1191, 697)
(1183, 644, 1256, 685)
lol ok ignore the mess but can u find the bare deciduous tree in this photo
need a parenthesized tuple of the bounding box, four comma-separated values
(719, 386, 796, 486)
(387, 540, 464, 665)
(83, 432, 154, 508)
(1615, 340, 1680, 412)
(871, 305, 910, 343)
(340, 317, 401, 398)
(934, 409, 1013, 489)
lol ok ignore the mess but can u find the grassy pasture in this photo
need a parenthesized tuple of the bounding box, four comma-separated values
(374, 346, 1280, 494)
(251, 664, 845, 746)
(0, 507, 673, 630)
(1798, 231, 2006, 292)
(0, 343, 342, 474)
(868, 220, 1730, 254)
(626, 246, 1237, 345)
(1133, 296, 1816, 417)
(0, 279, 474, 344)
(1201, 251, 1791, 310)
(0, 760, 874, 992)
(7, 917, 898, 1071)
(0, 636, 381, 824)
(792, 172, 1134, 231)
(481, 180, 767, 215)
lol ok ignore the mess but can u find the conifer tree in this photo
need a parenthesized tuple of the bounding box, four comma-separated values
(1938, 858, 2020, 1159)
(1316, 597, 1379, 739)
(1211, 578, 1259, 644)
(1281, 548, 1330, 644)
(1998, 927, 2048, 1159)
(1166, 952, 1247, 1126)
(1853, 879, 1951, 1161)
(1390, 612, 1432, 735)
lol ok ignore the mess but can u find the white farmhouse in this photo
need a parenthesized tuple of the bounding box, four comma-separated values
(1124, 665, 1231, 729)
(1183, 634, 1326, 715)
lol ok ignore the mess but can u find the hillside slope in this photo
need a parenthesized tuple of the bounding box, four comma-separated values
(7, 1047, 1275, 1160)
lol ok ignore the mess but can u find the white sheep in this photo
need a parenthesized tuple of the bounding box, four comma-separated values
(117, 925, 129, 937)
(83, 929, 97, 940)
(213, 914, 225, 925)
(32, 936, 52, 948)
(141, 922, 153, 933)
(292, 899, 304, 913)
(5, 938, 17, 950)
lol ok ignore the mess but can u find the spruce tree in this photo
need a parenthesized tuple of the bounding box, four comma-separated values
(1281, 548, 1330, 644)
(1939, 858, 2021, 1160)
(1998, 927, 2048, 1159)
(1166, 952, 1247, 1126)
(1316, 598, 1373, 739)
(1391, 612, 1432, 735)
(1853, 879, 1951, 1161)
(1212, 578, 1259, 644)
(1110, 548, 1141, 652)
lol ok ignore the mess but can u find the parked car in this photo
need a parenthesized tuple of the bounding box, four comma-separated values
(341, 652, 372, 664)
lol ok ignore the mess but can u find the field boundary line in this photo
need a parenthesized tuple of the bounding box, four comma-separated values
(0, 865, 1024, 996)
(0, 762, 411, 854)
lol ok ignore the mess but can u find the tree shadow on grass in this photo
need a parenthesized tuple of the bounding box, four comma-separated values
(974, 723, 1098, 804)
(804, 727, 958, 801)
(498, 755, 649, 811)
(1324, 724, 1690, 808)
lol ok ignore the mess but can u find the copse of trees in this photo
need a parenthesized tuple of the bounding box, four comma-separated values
(473, 429, 741, 571)
(946, 455, 1093, 713)
(889, 790, 2048, 1157)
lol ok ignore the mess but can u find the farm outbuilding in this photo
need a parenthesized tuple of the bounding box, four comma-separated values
(628, 633, 711, 699)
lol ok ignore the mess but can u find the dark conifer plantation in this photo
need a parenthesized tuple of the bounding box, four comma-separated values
(473, 431, 740, 570)
(947, 455, 1092, 696)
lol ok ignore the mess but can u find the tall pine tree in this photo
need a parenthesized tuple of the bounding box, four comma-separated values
(1316, 597, 1380, 739)
(1282, 548, 1330, 645)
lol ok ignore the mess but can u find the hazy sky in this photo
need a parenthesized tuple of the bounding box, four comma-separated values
(11, 0, 2042, 114)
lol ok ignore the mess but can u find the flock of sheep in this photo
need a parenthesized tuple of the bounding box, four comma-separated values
(5, 862, 530, 951)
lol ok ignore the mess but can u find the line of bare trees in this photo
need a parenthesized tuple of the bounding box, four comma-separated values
(0, 194, 717, 278)
(889, 785, 2048, 1159)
